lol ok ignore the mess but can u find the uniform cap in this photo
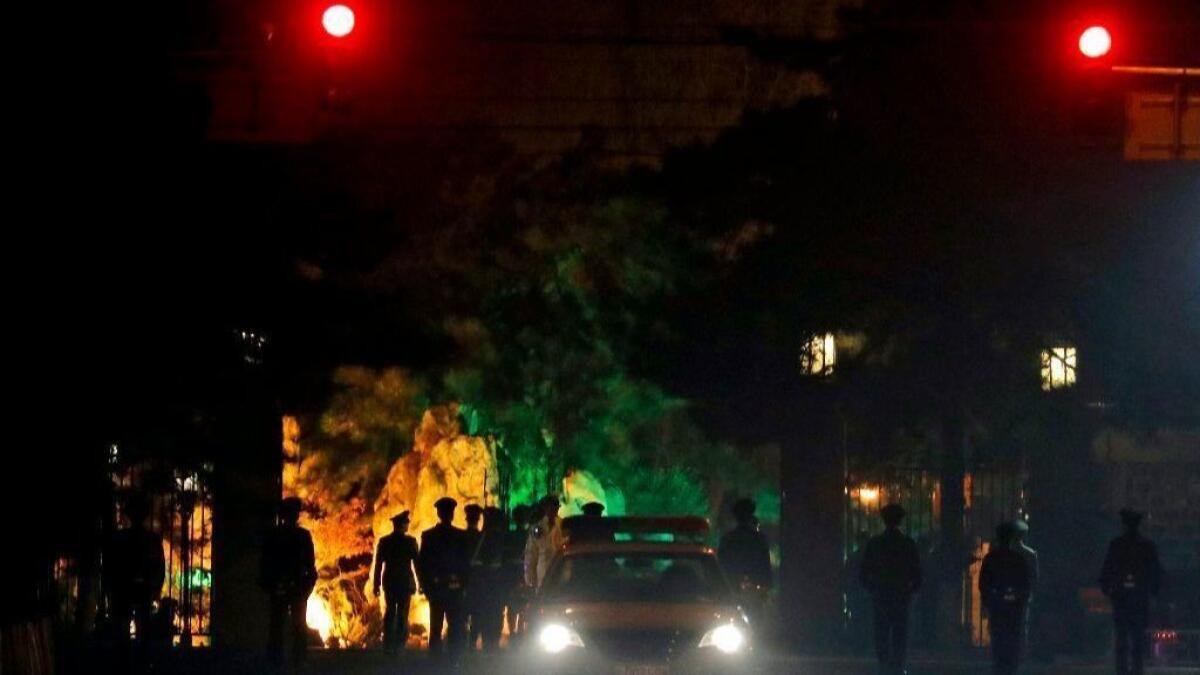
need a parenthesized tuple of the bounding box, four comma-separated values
(279, 497, 303, 517)
(1119, 508, 1143, 526)
(731, 498, 757, 521)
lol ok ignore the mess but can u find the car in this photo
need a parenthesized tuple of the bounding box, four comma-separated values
(523, 516, 757, 675)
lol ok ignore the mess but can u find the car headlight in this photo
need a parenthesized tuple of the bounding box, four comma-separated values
(538, 623, 585, 653)
(699, 624, 746, 654)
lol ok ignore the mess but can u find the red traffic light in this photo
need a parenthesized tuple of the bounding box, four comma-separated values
(322, 4, 355, 38)
(1078, 25, 1112, 59)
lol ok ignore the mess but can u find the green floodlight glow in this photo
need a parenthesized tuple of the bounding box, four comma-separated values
(176, 569, 213, 590)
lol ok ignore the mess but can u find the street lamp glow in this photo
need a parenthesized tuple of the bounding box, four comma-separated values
(322, 4, 355, 38)
(1078, 26, 1112, 59)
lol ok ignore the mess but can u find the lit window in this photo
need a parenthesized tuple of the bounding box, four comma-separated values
(1041, 346, 1077, 390)
(800, 333, 837, 376)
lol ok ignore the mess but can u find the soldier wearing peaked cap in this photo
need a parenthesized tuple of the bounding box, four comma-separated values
(468, 506, 507, 650)
(981, 522, 1033, 675)
(1101, 509, 1163, 675)
(860, 504, 921, 675)
(419, 497, 470, 656)
(373, 511, 418, 653)
(260, 497, 317, 665)
(719, 498, 772, 591)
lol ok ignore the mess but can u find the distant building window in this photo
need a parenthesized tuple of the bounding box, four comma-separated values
(1041, 346, 1077, 391)
(801, 333, 837, 376)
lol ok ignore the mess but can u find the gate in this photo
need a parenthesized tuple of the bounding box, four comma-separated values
(54, 445, 214, 646)
(844, 462, 1027, 647)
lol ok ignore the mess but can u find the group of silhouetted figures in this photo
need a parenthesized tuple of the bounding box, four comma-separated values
(856, 504, 1163, 675)
(260, 494, 540, 665)
(255, 493, 776, 667)
(103, 491, 1162, 674)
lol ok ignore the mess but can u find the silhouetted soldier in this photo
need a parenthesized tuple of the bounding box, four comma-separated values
(981, 522, 1032, 675)
(1009, 519, 1039, 653)
(718, 498, 773, 591)
(260, 497, 317, 666)
(503, 504, 533, 636)
(464, 504, 484, 554)
(524, 495, 563, 589)
(860, 504, 922, 675)
(462, 504, 484, 647)
(1100, 509, 1163, 675)
(567, 502, 613, 544)
(419, 497, 469, 656)
(373, 511, 418, 654)
(468, 507, 507, 650)
(103, 495, 165, 645)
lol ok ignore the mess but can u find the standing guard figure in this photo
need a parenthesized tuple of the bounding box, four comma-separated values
(980, 522, 1033, 675)
(260, 497, 317, 666)
(104, 494, 165, 647)
(373, 511, 418, 653)
(860, 504, 922, 675)
(1100, 509, 1163, 675)
(419, 497, 469, 657)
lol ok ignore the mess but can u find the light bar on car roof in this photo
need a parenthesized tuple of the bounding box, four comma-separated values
(562, 515, 710, 543)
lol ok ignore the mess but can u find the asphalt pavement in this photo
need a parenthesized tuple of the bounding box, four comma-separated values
(66, 647, 1200, 674)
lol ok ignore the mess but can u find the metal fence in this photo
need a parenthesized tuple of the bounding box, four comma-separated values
(54, 447, 214, 646)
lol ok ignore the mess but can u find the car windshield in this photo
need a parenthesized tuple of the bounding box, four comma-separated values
(541, 552, 731, 604)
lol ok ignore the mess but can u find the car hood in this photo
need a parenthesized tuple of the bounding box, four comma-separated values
(539, 602, 744, 632)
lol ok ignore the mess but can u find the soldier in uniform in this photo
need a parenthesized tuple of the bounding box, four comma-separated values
(1009, 519, 1039, 655)
(718, 498, 773, 592)
(524, 495, 563, 590)
(860, 504, 922, 675)
(1100, 509, 1163, 675)
(980, 522, 1033, 675)
(373, 511, 418, 653)
(419, 497, 470, 656)
(260, 497, 317, 666)
(103, 494, 165, 645)
(468, 507, 507, 650)
(503, 504, 533, 637)
(567, 502, 613, 544)
(462, 503, 484, 646)
(464, 504, 484, 555)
